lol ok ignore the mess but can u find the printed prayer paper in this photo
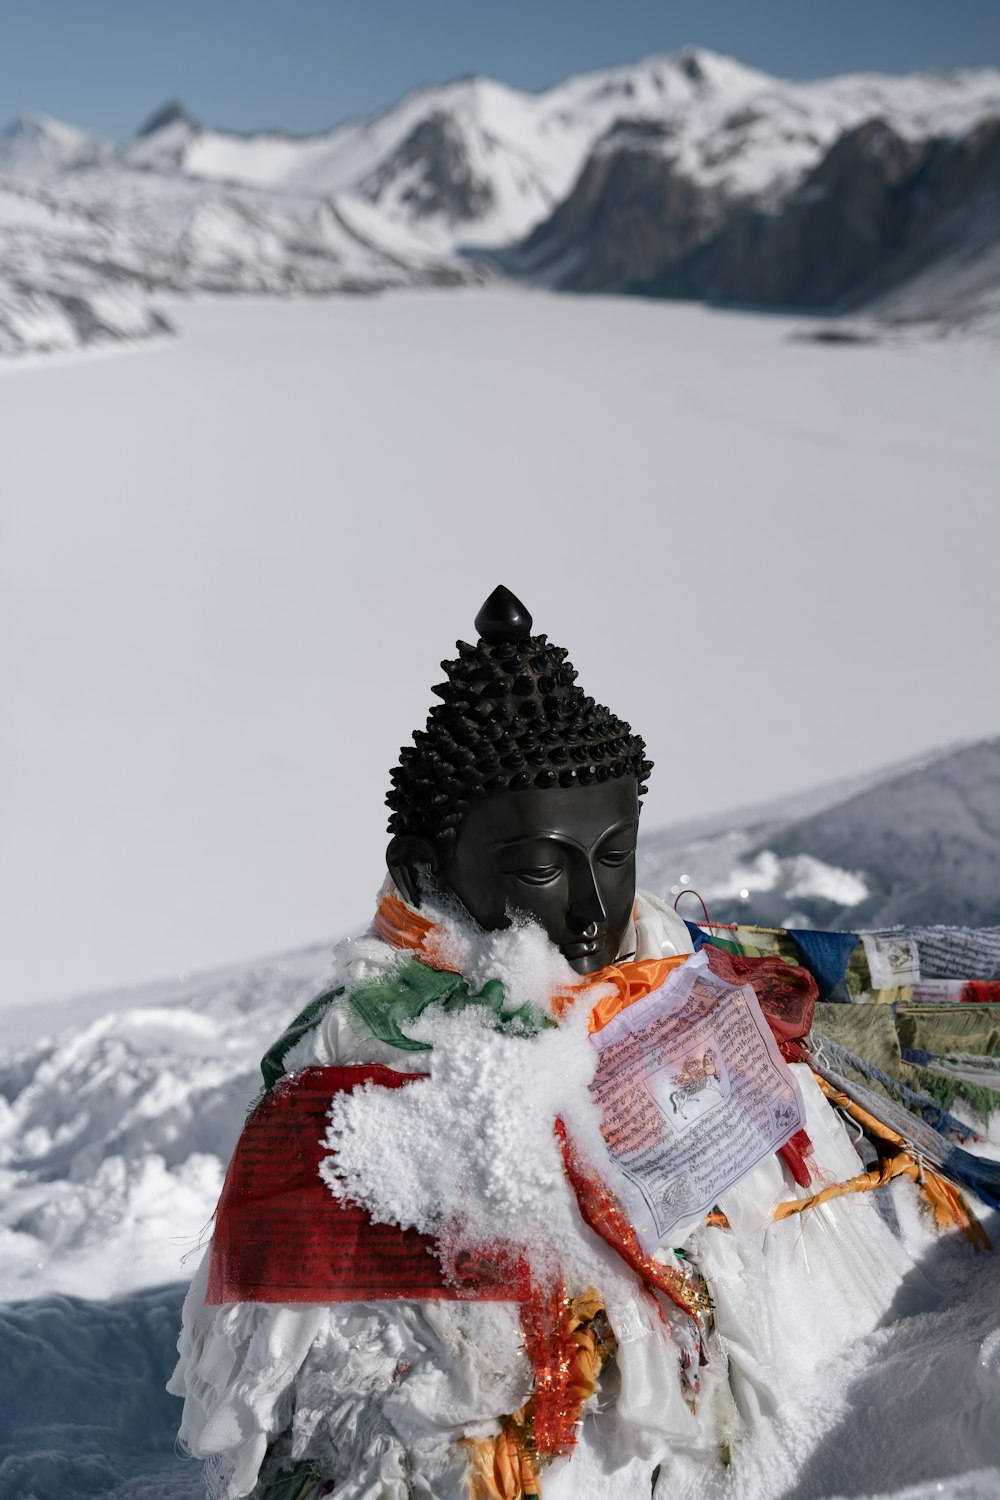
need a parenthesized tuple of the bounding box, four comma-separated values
(589, 951, 805, 1250)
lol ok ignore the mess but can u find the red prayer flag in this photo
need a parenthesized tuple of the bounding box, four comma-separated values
(206, 1065, 530, 1304)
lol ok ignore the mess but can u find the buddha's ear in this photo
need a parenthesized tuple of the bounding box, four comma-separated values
(386, 834, 438, 909)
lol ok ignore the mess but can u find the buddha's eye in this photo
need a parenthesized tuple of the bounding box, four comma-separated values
(599, 848, 635, 868)
(514, 864, 563, 886)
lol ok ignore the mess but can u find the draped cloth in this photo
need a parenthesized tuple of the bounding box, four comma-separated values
(701, 944, 820, 1189)
(774, 1074, 991, 1252)
(204, 887, 715, 1491)
(210, 886, 712, 1315)
(206, 1065, 531, 1306)
(372, 882, 691, 1027)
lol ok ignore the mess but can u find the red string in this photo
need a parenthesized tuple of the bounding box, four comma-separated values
(672, 888, 713, 927)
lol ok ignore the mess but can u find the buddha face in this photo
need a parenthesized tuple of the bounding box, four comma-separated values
(389, 775, 640, 975)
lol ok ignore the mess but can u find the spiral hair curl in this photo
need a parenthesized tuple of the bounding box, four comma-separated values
(385, 586, 652, 847)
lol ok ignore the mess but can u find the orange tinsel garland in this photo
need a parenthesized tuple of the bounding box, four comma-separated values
(555, 1118, 710, 1325)
(467, 1289, 613, 1500)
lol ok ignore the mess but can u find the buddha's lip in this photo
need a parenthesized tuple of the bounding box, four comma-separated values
(562, 934, 611, 960)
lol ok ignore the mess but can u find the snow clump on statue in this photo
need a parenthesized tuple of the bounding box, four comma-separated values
(320, 940, 628, 1296)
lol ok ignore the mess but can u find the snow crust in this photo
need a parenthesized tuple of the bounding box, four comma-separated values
(0, 946, 335, 1301)
(322, 1000, 609, 1290)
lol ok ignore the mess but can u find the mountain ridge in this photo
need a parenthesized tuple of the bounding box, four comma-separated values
(2, 47, 999, 356)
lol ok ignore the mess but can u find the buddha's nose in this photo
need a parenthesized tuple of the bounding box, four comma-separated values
(566, 880, 608, 936)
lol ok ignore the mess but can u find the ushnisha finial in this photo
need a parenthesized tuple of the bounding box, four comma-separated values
(385, 587, 652, 843)
(474, 585, 533, 644)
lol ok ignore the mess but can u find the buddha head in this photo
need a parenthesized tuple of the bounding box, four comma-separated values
(385, 587, 652, 975)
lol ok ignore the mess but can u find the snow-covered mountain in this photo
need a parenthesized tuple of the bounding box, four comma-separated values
(0, 101, 486, 359)
(2, 49, 999, 357)
(507, 54, 1000, 317)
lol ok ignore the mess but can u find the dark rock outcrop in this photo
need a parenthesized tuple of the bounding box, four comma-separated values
(638, 116, 1000, 312)
(511, 126, 723, 293)
(514, 111, 1000, 316)
(361, 111, 495, 224)
(135, 100, 199, 139)
(761, 739, 1000, 929)
(643, 119, 925, 307)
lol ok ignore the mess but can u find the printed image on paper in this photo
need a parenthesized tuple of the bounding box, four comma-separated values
(876, 926, 1000, 983)
(862, 933, 921, 991)
(589, 952, 805, 1247)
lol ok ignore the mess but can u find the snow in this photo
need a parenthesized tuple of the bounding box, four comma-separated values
(659, 64, 1000, 199)
(664, 1205, 1000, 1499)
(5, 1240, 999, 1500)
(685, 849, 871, 910)
(1, 51, 999, 1496)
(322, 999, 605, 1289)
(0, 277, 166, 358)
(0, 1283, 199, 1499)
(784, 854, 870, 906)
(0, 781, 998, 1496)
(169, 74, 589, 243)
(868, 239, 1000, 337)
(638, 739, 1000, 935)
(0, 946, 336, 1302)
(0, 111, 108, 175)
(0, 186, 76, 229)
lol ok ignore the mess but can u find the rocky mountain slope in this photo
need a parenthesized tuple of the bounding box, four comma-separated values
(639, 737, 1000, 932)
(509, 54, 1000, 326)
(627, 114, 1000, 326)
(1, 49, 998, 356)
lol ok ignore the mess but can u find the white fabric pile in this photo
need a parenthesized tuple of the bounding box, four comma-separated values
(170, 890, 919, 1500)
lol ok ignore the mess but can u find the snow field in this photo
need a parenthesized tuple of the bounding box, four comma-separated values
(2, 291, 999, 1010)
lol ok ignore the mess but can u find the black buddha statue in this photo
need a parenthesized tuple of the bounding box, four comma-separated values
(173, 585, 939, 1500)
(385, 585, 653, 975)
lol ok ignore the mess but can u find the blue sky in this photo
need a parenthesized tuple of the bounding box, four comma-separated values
(3, 0, 1000, 139)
